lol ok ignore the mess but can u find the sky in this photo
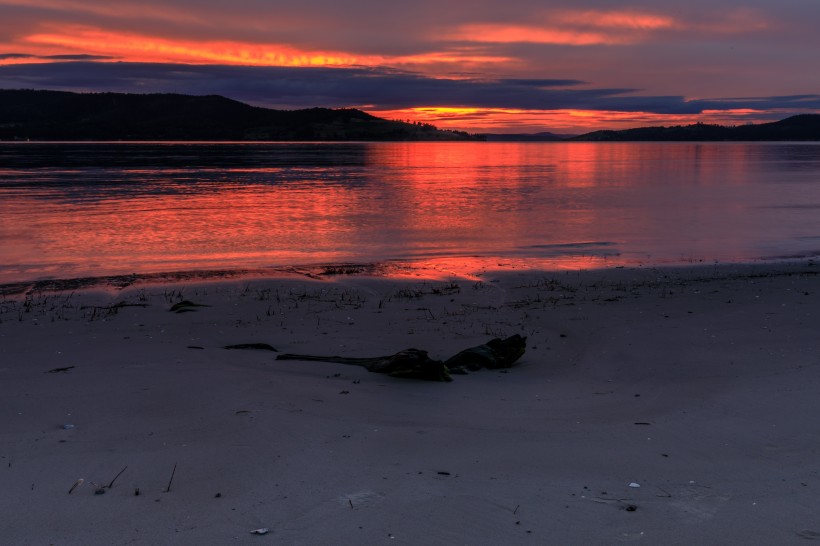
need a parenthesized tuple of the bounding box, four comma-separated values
(0, 0, 818, 133)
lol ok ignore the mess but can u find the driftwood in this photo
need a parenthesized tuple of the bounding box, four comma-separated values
(275, 335, 526, 382)
(223, 343, 278, 352)
(445, 334, 527, 371)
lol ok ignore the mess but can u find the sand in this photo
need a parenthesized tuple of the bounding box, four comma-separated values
(2, 261, 820, 545)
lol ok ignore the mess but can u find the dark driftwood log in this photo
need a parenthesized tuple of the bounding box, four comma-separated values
(223, 343, 278, 352)
(277, 348, 452, 382)
(444, 334, 527, 371)
(275, 335, 527, 382)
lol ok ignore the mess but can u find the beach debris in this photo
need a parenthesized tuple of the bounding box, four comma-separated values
(107, 466, 128, 489)
(68, 467, 128, 496)
(278, 348, 452, 381)
(589, 496, 637, 512)
(169, 300, 210, 313)
(61, 423, 75, 430)
(444, 334, 527, 371)
(276, 335, 527, 382)
(83, 301, 149, 319)
(46, 366, 75, 374)
(223, 343, 278, 352)
(628, 482, 641, 488)
(67, 478, 84, 494)
(165, 463, 177, 493)
(250, 528, 270, 535)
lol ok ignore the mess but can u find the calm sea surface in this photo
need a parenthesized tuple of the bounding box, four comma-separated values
(2, 141, 820, 283)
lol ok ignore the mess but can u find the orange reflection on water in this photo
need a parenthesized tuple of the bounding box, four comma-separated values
(1, 183, 375, 284)
(2, 141, 815, 285)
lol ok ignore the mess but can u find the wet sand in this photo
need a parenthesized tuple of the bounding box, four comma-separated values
(2, 261, 820, 544)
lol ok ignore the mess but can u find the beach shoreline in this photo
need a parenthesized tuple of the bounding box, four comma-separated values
(2, 259, 820, 544)
(3, 254, 818, 297)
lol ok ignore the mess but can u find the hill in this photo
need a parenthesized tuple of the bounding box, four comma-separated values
(0, 89, 475, 141)
(572, 114, 820, 141)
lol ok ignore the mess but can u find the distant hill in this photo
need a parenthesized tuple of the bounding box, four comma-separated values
(572, 114, 820, 141)
(0, 89, 476, 141)
(480, 131, 575, 142)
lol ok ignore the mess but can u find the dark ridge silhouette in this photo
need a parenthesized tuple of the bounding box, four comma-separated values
(0, 89, 476, 141)
(571, 114, 820, 141)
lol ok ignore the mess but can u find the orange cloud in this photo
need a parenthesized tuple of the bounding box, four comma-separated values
(451, 8, 770, 47)
(11, 26, 513, 69)
(24, 27, 371, 66)
(551, 10, 677, 30)
(390, 50, 513, 67)
(453, 24, 621, 46)
(452, 8, 678, 46)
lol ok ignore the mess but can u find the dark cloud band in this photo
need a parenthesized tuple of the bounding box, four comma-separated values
(1, 60, 818, 115)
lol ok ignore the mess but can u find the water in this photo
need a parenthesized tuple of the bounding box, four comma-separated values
(2, 141, 820, 283)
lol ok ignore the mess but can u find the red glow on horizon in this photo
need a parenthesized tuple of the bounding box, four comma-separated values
(366, 107, 782, 134)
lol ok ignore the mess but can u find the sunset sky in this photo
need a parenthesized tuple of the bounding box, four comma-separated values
(0, 0, 818, 133)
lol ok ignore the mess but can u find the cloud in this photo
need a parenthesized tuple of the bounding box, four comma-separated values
(0, 52, 115, 60)
(450, 8, 681, 47)
(2, 60, 818, 117)
(498, 78, 587, 87)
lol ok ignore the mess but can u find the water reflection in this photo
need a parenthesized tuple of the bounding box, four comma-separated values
(2, 142, 820, 283)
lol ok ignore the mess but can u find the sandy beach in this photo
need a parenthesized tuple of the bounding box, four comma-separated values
(2, 261, 820, 545)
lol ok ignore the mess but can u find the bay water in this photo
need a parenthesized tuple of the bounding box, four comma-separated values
(2, 141, 820, 283)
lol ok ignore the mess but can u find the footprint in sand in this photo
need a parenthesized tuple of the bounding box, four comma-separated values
(667, 484, 730, 523)
(337, 490, 385, 509)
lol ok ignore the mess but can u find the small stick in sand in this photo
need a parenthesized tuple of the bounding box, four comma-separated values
(67, 478, 84, 494)
(46, 366, 75, 374)
(107, 466, 128, 489)
(165, 463, 177, 493)
(223, 343, 278, 352)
